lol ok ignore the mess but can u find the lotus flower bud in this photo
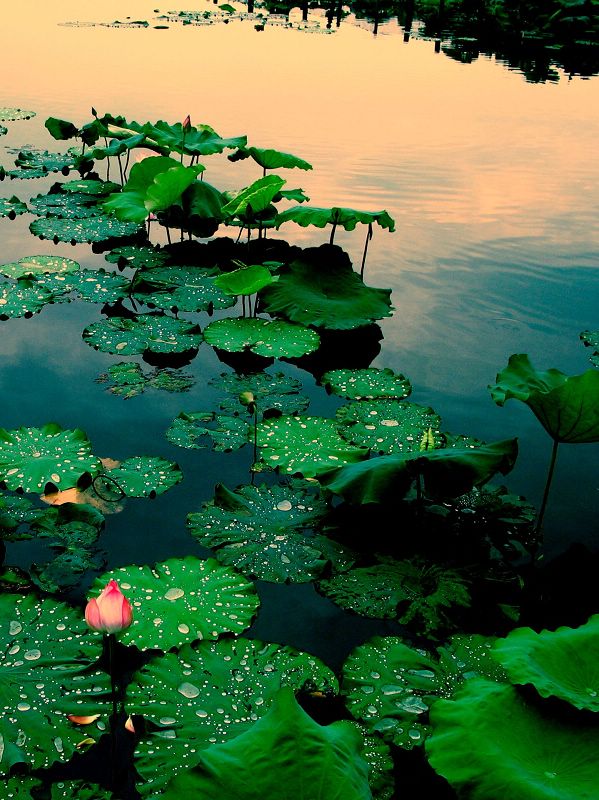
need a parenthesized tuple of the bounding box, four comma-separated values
(182, 114, 192, 132)
(85, 579, 133, 634)
(239, 391, 256, 414)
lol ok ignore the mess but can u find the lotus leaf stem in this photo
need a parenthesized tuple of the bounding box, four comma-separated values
(536, 438, 559, 534)
(360, 222, 373, 278)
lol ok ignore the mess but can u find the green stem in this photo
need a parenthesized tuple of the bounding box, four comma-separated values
(108, 633, 117, 790)
(253, 406, 258, 464)
(360, 223, 373, 278)
(536, 438, 559, 535)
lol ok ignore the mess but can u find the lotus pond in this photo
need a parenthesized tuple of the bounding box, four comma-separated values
(1, 1, 598, 798)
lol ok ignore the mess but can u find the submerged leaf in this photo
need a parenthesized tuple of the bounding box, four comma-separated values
(166, 411, 250, 452)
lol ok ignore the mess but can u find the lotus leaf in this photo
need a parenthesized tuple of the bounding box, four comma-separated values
(0, 492, 52, 538)
(230, 146, 313, 172)
(0, 424, 101, 492)
(144, 119, 246, 156)
(492, 615, 599, 711)
(5, 775, 44, 799)
(70, 268, 131, 303)
(221, 175, 286, 219)
(580, 330, 599, 367)
(83, 314, 202, 356)
(12, 149, 77, 175)
(342, 634, 503, 749)
(214, 264, 276, 296)
(0, 280, 55, 319)
(0, 593, 99, 776)
(257, 415, 369, 477)
(100, 455, 182, 497)
(277, 187, 310, 203)
(489, 353, 599, 443)
(166, 411, 250, 452)
(0, 125, 5, 136)
(50, 782, 113, 800)
(161, 687, 370, 800)
(203, 317, 320, 358)
(98, 362, 194, 399)
(319, 438, 519, 504)
(157, 180, 226, 237)
(426, 679, 599, 800)
(44, 117, 80, 139)
(275, 205, 396, 233)
(89, 134, 147, 161)
(90, 556, 259, 649)
(0, 108, 35, 121)
(211, 370, 309, 416)
(29, 190, 102, 219)
(187, 482, 353, 582)
(0, 255, 80, 279)
(322, 367, 412, 400)
(318, 559, 471, 635)
(105, 244, 168, 269)
(30, 214, 142, 243)
(348, 723, 394, 800)
(0, 196, 28, 218)
(61, 179, 121, 196)
(134, 265, 235, 312)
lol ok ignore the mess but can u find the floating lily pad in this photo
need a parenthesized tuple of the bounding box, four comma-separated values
(105, 244, 169, 269)
(0, 196, 28, 218)
(187, 482, 353, 582)
(0, 280, 55, 319)
(135, 265, 235, 312)
(61, 179, 121, 196)
(0, 125, 6, 136)
(257, 415, 369, 477)
(426, 679, 599, 800)
(83, 314, 202, 356)
(0, 424, 101, 492)
(70, 268, 131, 303)
(0, 108, 36, 121)
(101, 455, 182, 498)
(12, 149, 77, 176)
(166, 411, 250, 452)
(580, 330, 599, 367)
(322, 367, 412, 400)
(30, 214, 142, 243)
(211, 371, 309, 416)
(0, 255, 80, 280)
(89, 556, 259, 650)
(29, 190, 102, 219)
(203, 317, 320, 358)
(97, 362, 194, 399)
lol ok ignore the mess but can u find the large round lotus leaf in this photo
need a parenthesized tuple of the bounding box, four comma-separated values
(337, 399, 443, 455)
(342, 635, 503, 750)
(101, 455, 182, 498)
(492, 615, 599, 711)
(204, 317, 320, 358)
(0, 108, 35, 121)
(29, 191, 101, 219)
(0, 424, 101, 492)
(161, 688, 370, 800)
(130, 638, 337, 795)
(83, 314, 202, 355)
(580, 330, 599, 367)
(30, 214, 142, 243)
(233, 146, 313, 172)
(426, 679, 599, 800)
(0, 280, 55, 319)
(257, 415, 369, 478)
(322, 367, 412, 400)
(70, 268, 131, 303)
(61, 179, 121, 196)
(135, 266, 235, 312)
(214, 264, 276, 296)
(260, 255, 393, 330)
(275, 206, 395, 234)
(12, 149, 77, 175)
(490, 354, 599, 443)
(166, 411, 250, 452)
(0, 196, 28, 218)
(0, 255, 80, 280)
(0, 593, 100, 776)
(105, 245, 169, 269)
(187, 482, 353, 583)
(211, 370, 309, 416)
(318, 559, 471, 635)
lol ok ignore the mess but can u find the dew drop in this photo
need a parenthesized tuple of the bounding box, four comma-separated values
(178, 682, 200, 699)
(276, 500, 292, 511)
(165, 588, 185, 601)
(9, 621, 22, 636)
(24, 649, 42, 661)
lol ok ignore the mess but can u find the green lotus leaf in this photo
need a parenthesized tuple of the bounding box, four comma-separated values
(492, 615, 599, 711)
(0, 107, 36, 121)
(0, 424, 101, 492)
(146, 120, 246, 156)
(580, 330, 599, 367)
(145, 164, 204, 214)
(166, 411, 250, 452)
(260, 251, 393, 330)
(0, 593, 100, 776)
(50, 781, 113, 800)
(89, 134, 147, 161)
(426, 679, 599, 800)
(61, 179, 121, 196)
(322, 367, 412, 400)
(29, 191, 101, 219)
(0, 280, 55, 319)
(319, 439, 519, 504)
(231, 146, 313, 172)
(69, 268, 131, 303)
(5, 775, 44, 799)
(134, 265, 235, 312)
(214, 264, 276, 296)
(275, 205, 396, 233)
(0, 255, 80, 280)
(162, 687, 370, 800)
(277, 187, 310, 203)
(336, 399, 443, 455)
(13, 149, 77, 175)
(44, 117, 80, 140)
(221, 175, 286, 219)
(0, 196, 28, 218)
(187, 482, 353, 582)
(105, 244, 169, 269)
(83, 314, 202, 355)
(204, 317, 320, 358)
(0, 124, 6, 136)
(30, 214, 142, 243)
(489, 353, 599, 443)
(211, 371, 309, 416)
(101, 455, 182, 497)
(98, 362, 194, 399)
(348, 722, 394, 800)
(318, 558, 471, 635)
(0, 493, 102, 544)
(149, 369, 195, 393)
(342, 634, 503, 750)
(89, 556, 259, 650)
(0, 492, 52, 539)
(257, 415, 369, 477)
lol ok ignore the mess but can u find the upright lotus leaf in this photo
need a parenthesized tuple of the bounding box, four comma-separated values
(89, 556, 259, 650)
(203, 317, 320, 358)
(257, 415, 369, 478)
(336, 400, 442, 455)
(0, 424, 101, 492)
(318, 558, 471, 635)
(105, 244, 168, 269)
(161, 688, 371, 800)
(276, 187, 311, 203)
(221, 175, 286, 220)
(99, 455, 183, 498)
(492, 615, 599, 711)
(342, 635, 503, 750)
(322, 367, 412, 400)
(166, 411, 250, 452)
(214, 264, 277, 296)
(29, 190, 101, 219)
(89, 134, 147, 161)
(0, 107, 36, 121)
(211, 371, 309, 416)
(230, 146, 313, 172)
(30, 214, 142, 243)
(158, 180, 226, 237)
(260, 251, 393, 330)
(187, 482, 353, 582)
(134, 265, 235, 312)
(0, 280, 55, 319)
(0, 255, 80, 280)
(145, 163, 204, 214)
(319, 439, 519, 504)
(69, 268, 131, 304)
(45, 117, 80, 140)
(275, 206, 396, 237)
(0, 196, 28, 218)
(426, 679, 599, 800)
(83, 314, 202, 356)
(146, 120, 246, 156)
(61, 179, 121, 196)
(580, 330, 599, 367)
(0, 593, 100, 776)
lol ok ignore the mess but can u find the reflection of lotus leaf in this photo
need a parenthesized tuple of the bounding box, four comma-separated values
(83, 314, 202, 355)
(166, 411, 250, 452)
(204, 317, 320, 358)
(102, 455, 183, 497)
(0, 196, 28, 218)
(322, 367, 412, 400)
(30, 214, 142, 243)
(0, 255, 80, 279)
(211, 370, 309, 416)
(0, 280, 55, 319)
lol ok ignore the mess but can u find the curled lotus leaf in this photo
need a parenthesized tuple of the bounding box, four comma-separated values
(0, 107, 36, 121)
(30, 214, 143, 243)
(166, 411, 250, 452)
(275, 205, 396, 233)
(221, 175, 286, 220)
(134, 265, 235, 312)
(0, 423, 101, 492)
(70, 268, 131, 303)
(426, 679, 599, 800)
(0, 280, 55, 319)
(230, 145, 313, 172)
(211, 371, 309, 416)
(0, 255, 80, 280)
(88, 556, 259, 650)
(214, 264, 277, 296)
(83, 314, 202, 356)
(580, 330, 599, 367)
(144, 119, 247, 157)
(0, 196, 28, 218)
(322, 367, 412, 400)
(492, 615, 599, 711)
(100, 455, 183, 498)
(336, 399, 443, 455)
(203, 317, 320, 358)
(105, 244, 169, 269)
(60, 179, 121, 196)
(29, 191, 101, 219)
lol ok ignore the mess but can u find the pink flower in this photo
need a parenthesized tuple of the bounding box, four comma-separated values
(182, 115, 191, 132)
(85, 579, 133, 634)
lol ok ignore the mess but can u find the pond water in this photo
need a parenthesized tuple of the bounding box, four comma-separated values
(0, 2, 598, 791)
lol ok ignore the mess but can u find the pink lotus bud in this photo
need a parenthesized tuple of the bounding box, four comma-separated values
(85, 579, 133, 634)
(182, 115, 191, 132)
